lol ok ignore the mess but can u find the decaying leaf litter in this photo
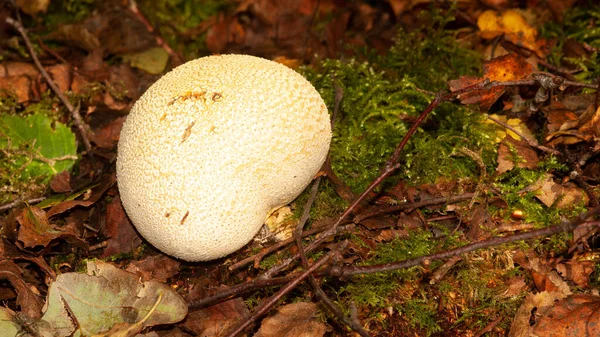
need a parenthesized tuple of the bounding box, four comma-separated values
(0, 0, 599, 336)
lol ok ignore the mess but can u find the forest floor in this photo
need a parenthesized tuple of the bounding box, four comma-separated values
(1, 0, 600, 336)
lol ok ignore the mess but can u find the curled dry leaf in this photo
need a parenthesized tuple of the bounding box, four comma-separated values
(0, 260, 44, 319)
(512, 250, 571, 295)
(15, 206, 87, 251)
(508, 291, 565, 337)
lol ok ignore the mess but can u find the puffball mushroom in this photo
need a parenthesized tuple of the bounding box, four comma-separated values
(117, 54, 331, 261)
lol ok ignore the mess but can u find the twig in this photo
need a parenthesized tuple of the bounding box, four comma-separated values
(223, 245, 342, 337)
(353, 193, 476, 224)
(192, 207, 600, 310)
(0, 197, 45, 212)
(127, 0, 184, 65)
(261, 80, 495, 279)
(5, 17, 94, 159)
(293, 179, 371, 337)
(331, 206, 600, 277)
(228, 223, 354, 272)
(473, 316, 503, 337)
(486, 115, 561, 156)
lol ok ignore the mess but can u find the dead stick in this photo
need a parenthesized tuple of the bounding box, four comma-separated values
(192, 206, 599, 310)
(5, 17, 94, 158)
(332, 205, 600, 277)
(487, 115, 561, 156)
(261, 82, 487, 279)
(228, 223, 354, 272)
(294, 179, 372, 337)
(224, 247, 341, 337)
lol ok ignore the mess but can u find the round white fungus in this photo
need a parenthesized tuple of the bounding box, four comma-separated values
(117, 54, 331, 261)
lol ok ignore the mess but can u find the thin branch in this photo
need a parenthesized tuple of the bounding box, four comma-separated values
(486, 115, 561, 156)
(127, 0, 184, 65)
(293, 178, 371, 337)
(5, 17, 94, 158)
(0, 197, 46, 212)
(331, 206, 600, 277)
(353, 193, 476, 223)
(223, 246, 342, 337)
(261, 80, 495, 279)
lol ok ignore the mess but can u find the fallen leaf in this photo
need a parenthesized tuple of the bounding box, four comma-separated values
(555, 258, 594, 288)
(500, 277, 527, 298)
(39, 260, 187, 336)
(513, 250, 571, 295)
(531, 174, 588, 209)
(0, 260, 44, 319)
(15, 0, 49, 16)
(466, 204, 496, 240)
(375, 228, 409, 242)
(254, 302, 327, 337)
(126, 255, 180, 283)
(496, 136, 539, 174)
(547, 105, 600, 145)
(477, 9, 542, 56)
(449, 54, 534, 110)
(101, 195, 141, 257)
(45, 174, 115, 217)
(16, 206, 64, 249)
(0, 75, 32, 102)
(508, 291, 565, 337)
(50, 170, 73, 193)
(533, 294, 600, 337)
(182, 297, 249, 337)
(122, 47, 169, 75)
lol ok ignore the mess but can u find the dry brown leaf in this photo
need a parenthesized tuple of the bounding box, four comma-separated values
(531, 174, 588, 209)
(533, 294, 600, 337)
(101, 195, 141, 257)
(508, 291, 565, 337)
(496, 135, 540, 174)
(512, 250, 571, 295)
(555, 258, 595, 288)
(375, 228, 409, 242)
(449, 54, 534, 110)
(15, 0, 49, 16)
(90, 117, 126, 149)
(500, 277, 527, 298)
(126, 255, 180, 283)
(253, 302, 327, 337)
(50, 170, 72, 193)
(0, 260, 44, 319)
(182, 297, 249, 337)
(0, 75, 32, 103)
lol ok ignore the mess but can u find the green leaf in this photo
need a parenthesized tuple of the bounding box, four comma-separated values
(0, 112, 78, 181)
(122, 47, 169, 75)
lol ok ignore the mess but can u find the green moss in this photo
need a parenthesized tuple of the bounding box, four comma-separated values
(301, 10, 494, 195)
(540, 2, 600, 84)
(136, 0, 233, 60)
(339, 230, 436, 308)
(44, 0, 96, 28)
(400, 298, 442, 335)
